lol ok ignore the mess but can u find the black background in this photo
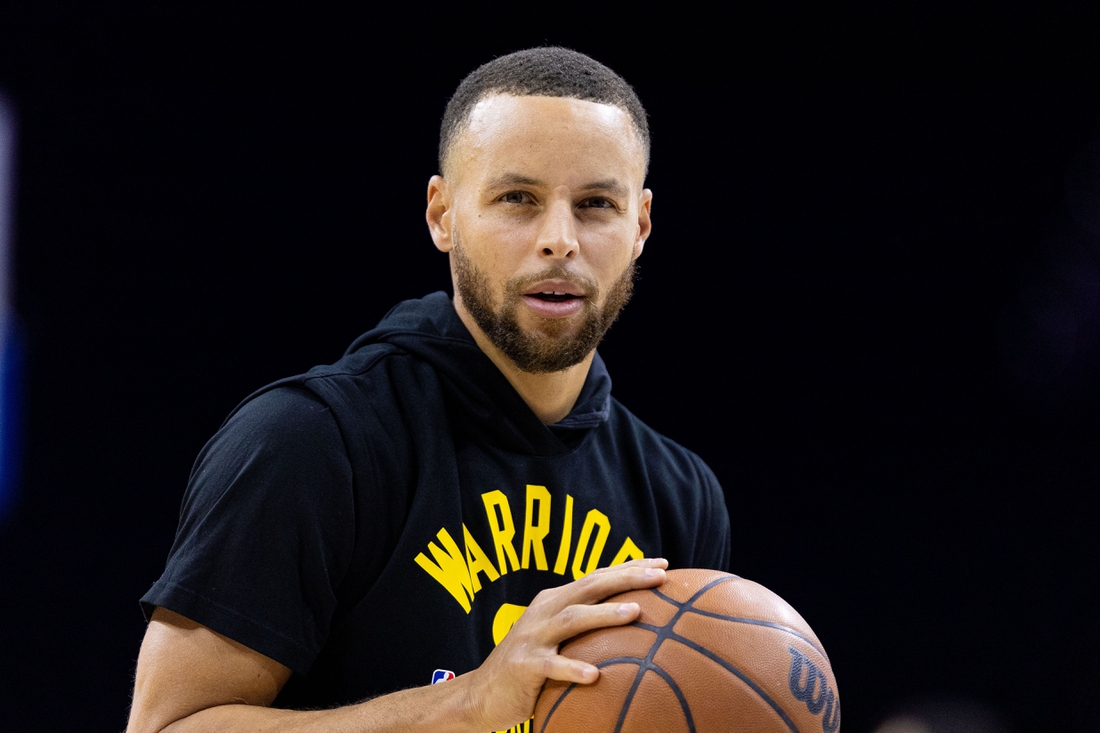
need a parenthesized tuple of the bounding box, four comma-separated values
(1, 6, 1098, 732)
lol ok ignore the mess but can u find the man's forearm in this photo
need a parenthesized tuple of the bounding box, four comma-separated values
(159, 675, 486, 733)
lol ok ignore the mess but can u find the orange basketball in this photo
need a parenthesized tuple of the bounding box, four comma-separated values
(533, 569, 840, 733)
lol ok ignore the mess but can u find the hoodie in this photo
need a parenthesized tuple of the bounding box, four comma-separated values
(142, 292, 730, 711)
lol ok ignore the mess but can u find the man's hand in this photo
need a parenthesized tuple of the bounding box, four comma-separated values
(461, 557, 668, 732)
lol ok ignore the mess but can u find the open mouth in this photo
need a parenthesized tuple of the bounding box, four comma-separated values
(529, 291, 581, 303)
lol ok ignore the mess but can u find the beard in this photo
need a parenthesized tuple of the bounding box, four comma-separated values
(452, 231, 637, 374)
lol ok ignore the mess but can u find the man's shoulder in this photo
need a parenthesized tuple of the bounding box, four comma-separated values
(604, 396, 719, 487)
(197, 340, 436, 504)
(204, 385, 344, 469)
(227, 337, 451, 473)
(235, 291, 465, 418)
(231, 339, 430, 423)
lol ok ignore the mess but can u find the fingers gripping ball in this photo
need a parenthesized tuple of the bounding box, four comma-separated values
(533, 569, 840, 733)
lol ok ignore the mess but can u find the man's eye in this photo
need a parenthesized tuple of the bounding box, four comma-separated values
(581, 197, 615, 209)
(501, 191, 530, 204)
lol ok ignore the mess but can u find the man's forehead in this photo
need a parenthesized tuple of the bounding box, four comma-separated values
(466, 93, 632, 131)
(449, 94, 647, 184)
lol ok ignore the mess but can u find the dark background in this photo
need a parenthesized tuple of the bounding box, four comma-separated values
(1, 6, 1098, 732)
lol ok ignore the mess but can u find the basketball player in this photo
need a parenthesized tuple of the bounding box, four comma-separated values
(127, 48, 730, 733)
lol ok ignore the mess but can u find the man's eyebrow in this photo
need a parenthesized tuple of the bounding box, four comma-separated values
(487, 173, 543, 188)
(486, 174, 629, 198)
(579, 179, 629, 198)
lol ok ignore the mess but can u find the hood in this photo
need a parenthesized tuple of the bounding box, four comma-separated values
(345, 292, 612, 456)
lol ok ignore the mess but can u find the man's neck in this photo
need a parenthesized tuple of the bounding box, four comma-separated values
(453, 299, 593, 426)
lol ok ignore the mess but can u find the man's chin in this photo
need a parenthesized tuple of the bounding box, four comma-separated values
(515, 309, 586, 339)
(491, 314, 596, 374)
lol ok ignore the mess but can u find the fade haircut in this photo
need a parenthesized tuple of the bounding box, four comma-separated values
(439, 47, 650, 177)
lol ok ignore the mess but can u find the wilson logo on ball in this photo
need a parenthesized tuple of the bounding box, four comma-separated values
(788, 646, 840, 733)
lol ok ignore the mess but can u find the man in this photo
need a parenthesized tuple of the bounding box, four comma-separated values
(127, 47, 730, 733)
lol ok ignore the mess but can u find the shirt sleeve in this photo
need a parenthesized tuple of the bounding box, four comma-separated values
(694, 455, 732, 573)
(141, 385, 355, 676)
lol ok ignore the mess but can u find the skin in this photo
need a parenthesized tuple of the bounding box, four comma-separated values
(127, 94, 660, 733)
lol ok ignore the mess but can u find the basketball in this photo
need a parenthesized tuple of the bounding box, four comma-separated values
(533, 569, 840, 733)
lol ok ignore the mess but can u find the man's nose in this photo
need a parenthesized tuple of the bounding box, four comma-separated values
(535, 199, 579, 259)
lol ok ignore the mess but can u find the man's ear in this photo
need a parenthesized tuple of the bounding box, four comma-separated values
(426, 175, 454, 253)
(633, 188, 653, 259)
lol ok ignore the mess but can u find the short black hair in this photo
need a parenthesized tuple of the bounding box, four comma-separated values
(439, 47, 650, 175)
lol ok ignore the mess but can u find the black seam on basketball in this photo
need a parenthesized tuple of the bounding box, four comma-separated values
(539, 660, 646, 733)
(596, 658, 697, 733)
(641, 662, 698, 733)
(651, 588, 683, 607)
(596, 657, 648, 667)
(615, 665, 647, 733)
(680, 610, 828, 658)
(685, 574, 740, 604)
(650, 574, 737, 610)
(661, 633, 804, 733)
(653, 576, 828, 660)
(538, 679, 579, 733)
(617, 607, 680, 733)
(650, 588, 687, 610)
(602, 576, 742, 733)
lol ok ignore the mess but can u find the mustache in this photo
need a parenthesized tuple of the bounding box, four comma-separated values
(505, 266, 598, 297)
(453, 228, 598, 297)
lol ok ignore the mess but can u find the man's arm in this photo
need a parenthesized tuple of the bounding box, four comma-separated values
(127, 558, 668, 733)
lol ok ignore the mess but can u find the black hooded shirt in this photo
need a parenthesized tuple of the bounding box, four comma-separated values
(142, 292, 730, 711)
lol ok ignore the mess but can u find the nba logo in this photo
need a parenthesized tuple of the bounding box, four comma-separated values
(431, 669, 455, 685)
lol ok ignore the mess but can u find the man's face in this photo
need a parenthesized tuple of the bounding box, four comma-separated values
(428, 93, 652, 374)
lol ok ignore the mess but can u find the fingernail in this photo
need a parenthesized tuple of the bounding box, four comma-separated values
(618, 603, 635, 615)
(645, 568, 664, 578)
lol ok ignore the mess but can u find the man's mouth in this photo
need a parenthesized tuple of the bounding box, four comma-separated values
(529, 291, 581, 303)
(517, 278, 590, 318)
